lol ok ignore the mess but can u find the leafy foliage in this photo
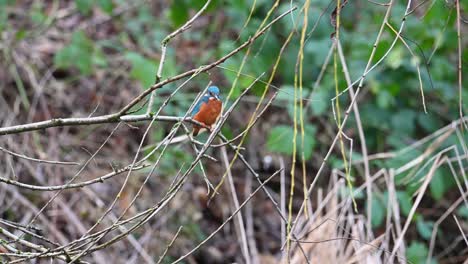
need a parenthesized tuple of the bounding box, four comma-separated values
(54, 31, 107, 75)
(406, 241, 436, 264)
(266, 125, 316, 160)
(125, 52, 157, 88)
(75, 0, 114, 15)
(369, 195, 385, 228)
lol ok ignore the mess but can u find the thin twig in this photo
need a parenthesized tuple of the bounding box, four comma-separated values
(0, 146, 80, 165)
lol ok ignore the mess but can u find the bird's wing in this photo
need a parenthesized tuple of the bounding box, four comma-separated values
(191, 96, 209, 116)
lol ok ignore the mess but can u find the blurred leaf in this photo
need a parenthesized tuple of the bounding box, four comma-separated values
(125, 52, 157, 88)
(267, 126, 294, 155)
(227, 0, 246, 10)
(54, 31, 103, 75)
(416, 216, 433, 240)
(376, 90, 394, 109)
(266, 125, 316, 160)
(154, 148, 192, 176)
(387, 131, 410, 149)
(332, 152, 363, 169)
(361, 103, 392, 130)
(97, 0, 114, 13)
(369, 195, 385, 228)
(406, 241, 435, 264)
(221, 125, 233, 139)
(386, 45, 404, 69)
(0, 0, 14, 33)
(276, 85, 295, 117)
(310, 89, 329, 115)
(31, 2, 46, 24)
(183, 222, 206, 242)
(277, 85, 315, 121)
(185, 0, 219, 12)
(92, 48, 108, 67)
(457, 205, 468, 219)
(391, 109, 416, 135)
(151, 127, 164, 142)
(75, 0, 94, 15)
(372, 39, 391, 64)
(169, 0, 189, 27)
(301, 125, 317, 161)
(189, 0, 206, 9)
(417, 113, 442, 132)
(15, 29, 27, 41)
(396, 191, 412, 216)
(97, 0, 114, 14)
(161, 48, 179, 78)
(429, 169, 446, 201)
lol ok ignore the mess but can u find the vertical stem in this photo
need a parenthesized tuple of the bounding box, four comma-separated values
(456, 0, 464, 122)
(146, 0, 213, 115)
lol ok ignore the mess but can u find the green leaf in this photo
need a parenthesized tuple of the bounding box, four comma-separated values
(406, 241, 430, 264)
(54, 31, 101, 75)
(187, 0, 219, 12)
(301, 125, 317, 161)
(417, 113, 442, 132)
(391, 109, 416, 135)
(0, 0, 15, 33)
(156, 148, 192, 175)
(277, 85, 316, 121)
(124, 52, 156, 88)
(189, 0, 208, 9)
(386, 45, 404, 69)
(310, 89, 329, 115)
(266, 125, 316, 160)
(276, 85, 295, 117)
(361, 103, 392, 130)
(429, 169, 446, 201)
(97, 0, 114, 13)
(31, 3, 46, 24)
(92, 48, 108, 67)
(205, 0, 219, 12)
(75, 0, 94, 16)
(369, 195, 385, 228)
(15, 29, 27, 41)
(416, 216, 434, 240)
(396, 191, 412, 216)
(227, 0, 246, 10)
(161, 48, 179, 77)
(220, 125, 233, 139)
(376, 90, 394, 109)
(169, 0, 189, 27)
(457, 205, 468, 219)
(267, 126, 294, 155)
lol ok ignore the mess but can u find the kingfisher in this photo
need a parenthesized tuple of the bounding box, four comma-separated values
(191, 86, 222, 136)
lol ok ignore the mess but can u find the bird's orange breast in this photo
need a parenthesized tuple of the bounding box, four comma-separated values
(193, 98, 222, 126)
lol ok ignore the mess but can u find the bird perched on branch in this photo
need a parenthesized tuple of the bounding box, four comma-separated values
(191, 86, 222, 136)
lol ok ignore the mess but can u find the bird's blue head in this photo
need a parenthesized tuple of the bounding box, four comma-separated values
(207, 86, 220, 100)
(191, 86, 221, 117)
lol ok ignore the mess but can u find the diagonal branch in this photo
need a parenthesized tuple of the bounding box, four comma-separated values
(0, 7, 297, 137)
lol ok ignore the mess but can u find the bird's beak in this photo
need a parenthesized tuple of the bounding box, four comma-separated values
(210, 92, 220, 100)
